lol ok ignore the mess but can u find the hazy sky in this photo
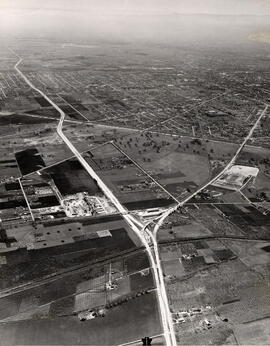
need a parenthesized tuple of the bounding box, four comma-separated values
(1, 0, 270, 15)
(1, 0, 270, 43)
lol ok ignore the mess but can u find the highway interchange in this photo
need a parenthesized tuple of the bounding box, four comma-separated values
(11, 50, 268, 346)
(13, 52, 177, 346)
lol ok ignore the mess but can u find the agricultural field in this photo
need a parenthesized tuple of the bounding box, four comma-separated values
(0, 248, 160, 345)
(222, 239, 270, 278)
(157, 205, 245, 242)
(83, 142, 176, 210)
(0, 26, 270, 345)
(0, 292, 161, 346)
(0, 214, 140, 289)
(164, 243, 270, 344)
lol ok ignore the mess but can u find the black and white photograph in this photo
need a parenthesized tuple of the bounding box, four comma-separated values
(0, 1, 270, 345)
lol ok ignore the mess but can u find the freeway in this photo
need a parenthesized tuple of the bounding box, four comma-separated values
(149, 103, 269, 290)
(12, 54, 177, 346)
(12, 49, 267, 346)
(151, 103, 269, 248)
(179, 103, 269, 206)
(141, 102, 269, 345)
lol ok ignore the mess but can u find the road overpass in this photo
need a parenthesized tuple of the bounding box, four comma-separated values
(12, 53, 177, 346)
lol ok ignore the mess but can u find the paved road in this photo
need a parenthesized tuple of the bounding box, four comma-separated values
(179, 103, 269, 206)
(144, 102, 269, 344)
(13, 51, 267, 346)
(150, 103, 269, 278)
(152, 103, 269, 245)
(17, 177, 34, 221)
(111, 141, 179, 204)
(13, 54, 177, 346)
(144, 89, 231, 133)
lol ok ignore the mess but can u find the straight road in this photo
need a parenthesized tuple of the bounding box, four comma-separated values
(18, 177, 34, 221)
(13, 50, 266, 346)
(111, 142, 180, 204)
(144, 100, 268, 341)
(179, 104, 269, 206)
(12, 54, 177, 346)
(150, 103, 269, 283)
